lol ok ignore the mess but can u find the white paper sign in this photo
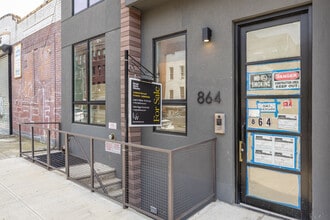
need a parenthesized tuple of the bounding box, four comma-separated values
(105, 142, 121, 154)
(253, 134, 296, 169)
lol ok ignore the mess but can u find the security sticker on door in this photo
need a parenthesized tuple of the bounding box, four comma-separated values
(247, 98, 300, 133)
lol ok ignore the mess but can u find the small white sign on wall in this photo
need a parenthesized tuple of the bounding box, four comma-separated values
(13, 43, 22, 78)
(108, 122, 117, 129)
(105, 141, 121, 155)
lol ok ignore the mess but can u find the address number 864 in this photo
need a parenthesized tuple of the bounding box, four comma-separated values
(197, 91, 221, 104)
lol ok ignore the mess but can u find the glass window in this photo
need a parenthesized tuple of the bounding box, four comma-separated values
(169, 67, 174, 80)
(73, 35, 106, 125)
(180, 86, 184, 99)
(74, 0, 87, 14)
(74, 104, 88, 123)
(90, 37, 105, 101)
(90, 0, 102, 6)
(180, 65, 185, 79)
(74, 0, 102, 15)
(74, 42, 88, 101)
(155, 33, 187, 134)
(247, 22, 300, 62)
(90, 105, 106, 125)
(169, 90, 174, 99)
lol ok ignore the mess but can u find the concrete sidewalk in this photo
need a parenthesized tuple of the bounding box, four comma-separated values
(0, 135, 287, 220)
(0, 157, 150, 220)
(0, 157, 288, 220)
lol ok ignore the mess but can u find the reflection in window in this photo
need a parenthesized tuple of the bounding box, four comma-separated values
(155, 33, 186, 134)
(247, 22, 300, 62)
(90, 105, 106, 125)
(169, 90, 174, 99)
(159, 105, 186, 133)
(90, 0, 102, 6)
(169, 67, 174, 80)
(74, 42, 88, 101)
(73, 35, 106, 125)
(74, 0, 87, 14)
(74, 105, 87, 123)
(90, 37, 106, 101)
(180, 65, 184, 79)
(180, 86, 184, 99)
(74, 0, 102, 14)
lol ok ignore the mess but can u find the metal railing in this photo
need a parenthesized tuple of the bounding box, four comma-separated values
(122, 138, 217, 220)
(19, 122, 217, 220)
(19, 122, 123, 202)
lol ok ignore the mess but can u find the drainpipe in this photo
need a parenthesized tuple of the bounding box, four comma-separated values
(0, 44, 13, 134)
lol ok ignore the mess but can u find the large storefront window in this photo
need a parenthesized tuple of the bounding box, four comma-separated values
(154, 33, 187, 134)
(73, 35, 106, 125)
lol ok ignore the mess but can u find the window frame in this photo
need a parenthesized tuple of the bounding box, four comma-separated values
(73, 0, 103, 15)
(72, 34, 106, 126)
(153, 31, 188, 135)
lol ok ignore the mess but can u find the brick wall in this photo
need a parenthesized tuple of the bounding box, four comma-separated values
(12, 21, 61, 135)
(120, 0, 142, 208)
(120, 0, 142, 143)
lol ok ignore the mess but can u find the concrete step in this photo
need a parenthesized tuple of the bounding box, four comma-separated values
(67, 162, 123, 202)
(108, 188, 123, 202)
(69, 162, 116, 180)
(92, 177, 122, 191)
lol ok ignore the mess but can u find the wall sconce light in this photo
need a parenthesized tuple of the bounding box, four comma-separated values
(202, 27, 212, 43)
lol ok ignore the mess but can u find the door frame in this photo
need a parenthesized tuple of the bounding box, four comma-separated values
(234, 5, 312, 219)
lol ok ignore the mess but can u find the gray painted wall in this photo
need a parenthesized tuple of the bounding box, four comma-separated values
(312, 0, 330, 219)
(60, 0, 330, 218)
(61, 0, 122, 141)
(138, 0, 310, 204)
(61, 0, 123, 174)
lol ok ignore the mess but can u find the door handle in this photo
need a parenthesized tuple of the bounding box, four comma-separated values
(239, 140, 244, 162)
(239, 123, 246, 163)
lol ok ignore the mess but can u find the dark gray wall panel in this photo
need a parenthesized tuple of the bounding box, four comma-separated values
(139, 0, 310, 203)
(312, 0, 330, 219)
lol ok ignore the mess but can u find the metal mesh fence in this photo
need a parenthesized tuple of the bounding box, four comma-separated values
(173, 139, 216, 219)
(19, 123, 216, 220)
(66, 135, 123, 202)
(124, 139, 216, 220)
(19, 123, 123, 202)
(20, 123, 62, 168)
(140, 148, 169, 219)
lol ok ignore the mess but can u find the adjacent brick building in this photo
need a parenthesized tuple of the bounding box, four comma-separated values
(0, 0, 61, 135)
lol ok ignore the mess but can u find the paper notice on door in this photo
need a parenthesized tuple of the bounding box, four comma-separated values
(251, 133, 297, 170)
(254, 135, 273, 165)
(274, 137, 295, 168)
(278, 114, 298, 131)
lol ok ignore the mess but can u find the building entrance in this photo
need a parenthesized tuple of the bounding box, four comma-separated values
(236, 7, 311, 219)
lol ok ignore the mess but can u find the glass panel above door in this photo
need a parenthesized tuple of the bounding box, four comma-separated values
(247, 22, 300, 62)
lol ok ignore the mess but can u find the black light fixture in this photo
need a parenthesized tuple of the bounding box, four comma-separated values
(0, 44, 12, 53)
(202, 27, 212, 43)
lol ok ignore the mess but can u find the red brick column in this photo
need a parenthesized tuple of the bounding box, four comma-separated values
(120, 0, 142, 208)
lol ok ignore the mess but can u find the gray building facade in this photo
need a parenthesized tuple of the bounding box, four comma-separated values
(61, 0, 330, 219)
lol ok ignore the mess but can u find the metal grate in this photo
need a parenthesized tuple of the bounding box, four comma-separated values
(35, 151, 86, 168)
(140, 149, 168, 219)
(173, 140, 216, 219)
